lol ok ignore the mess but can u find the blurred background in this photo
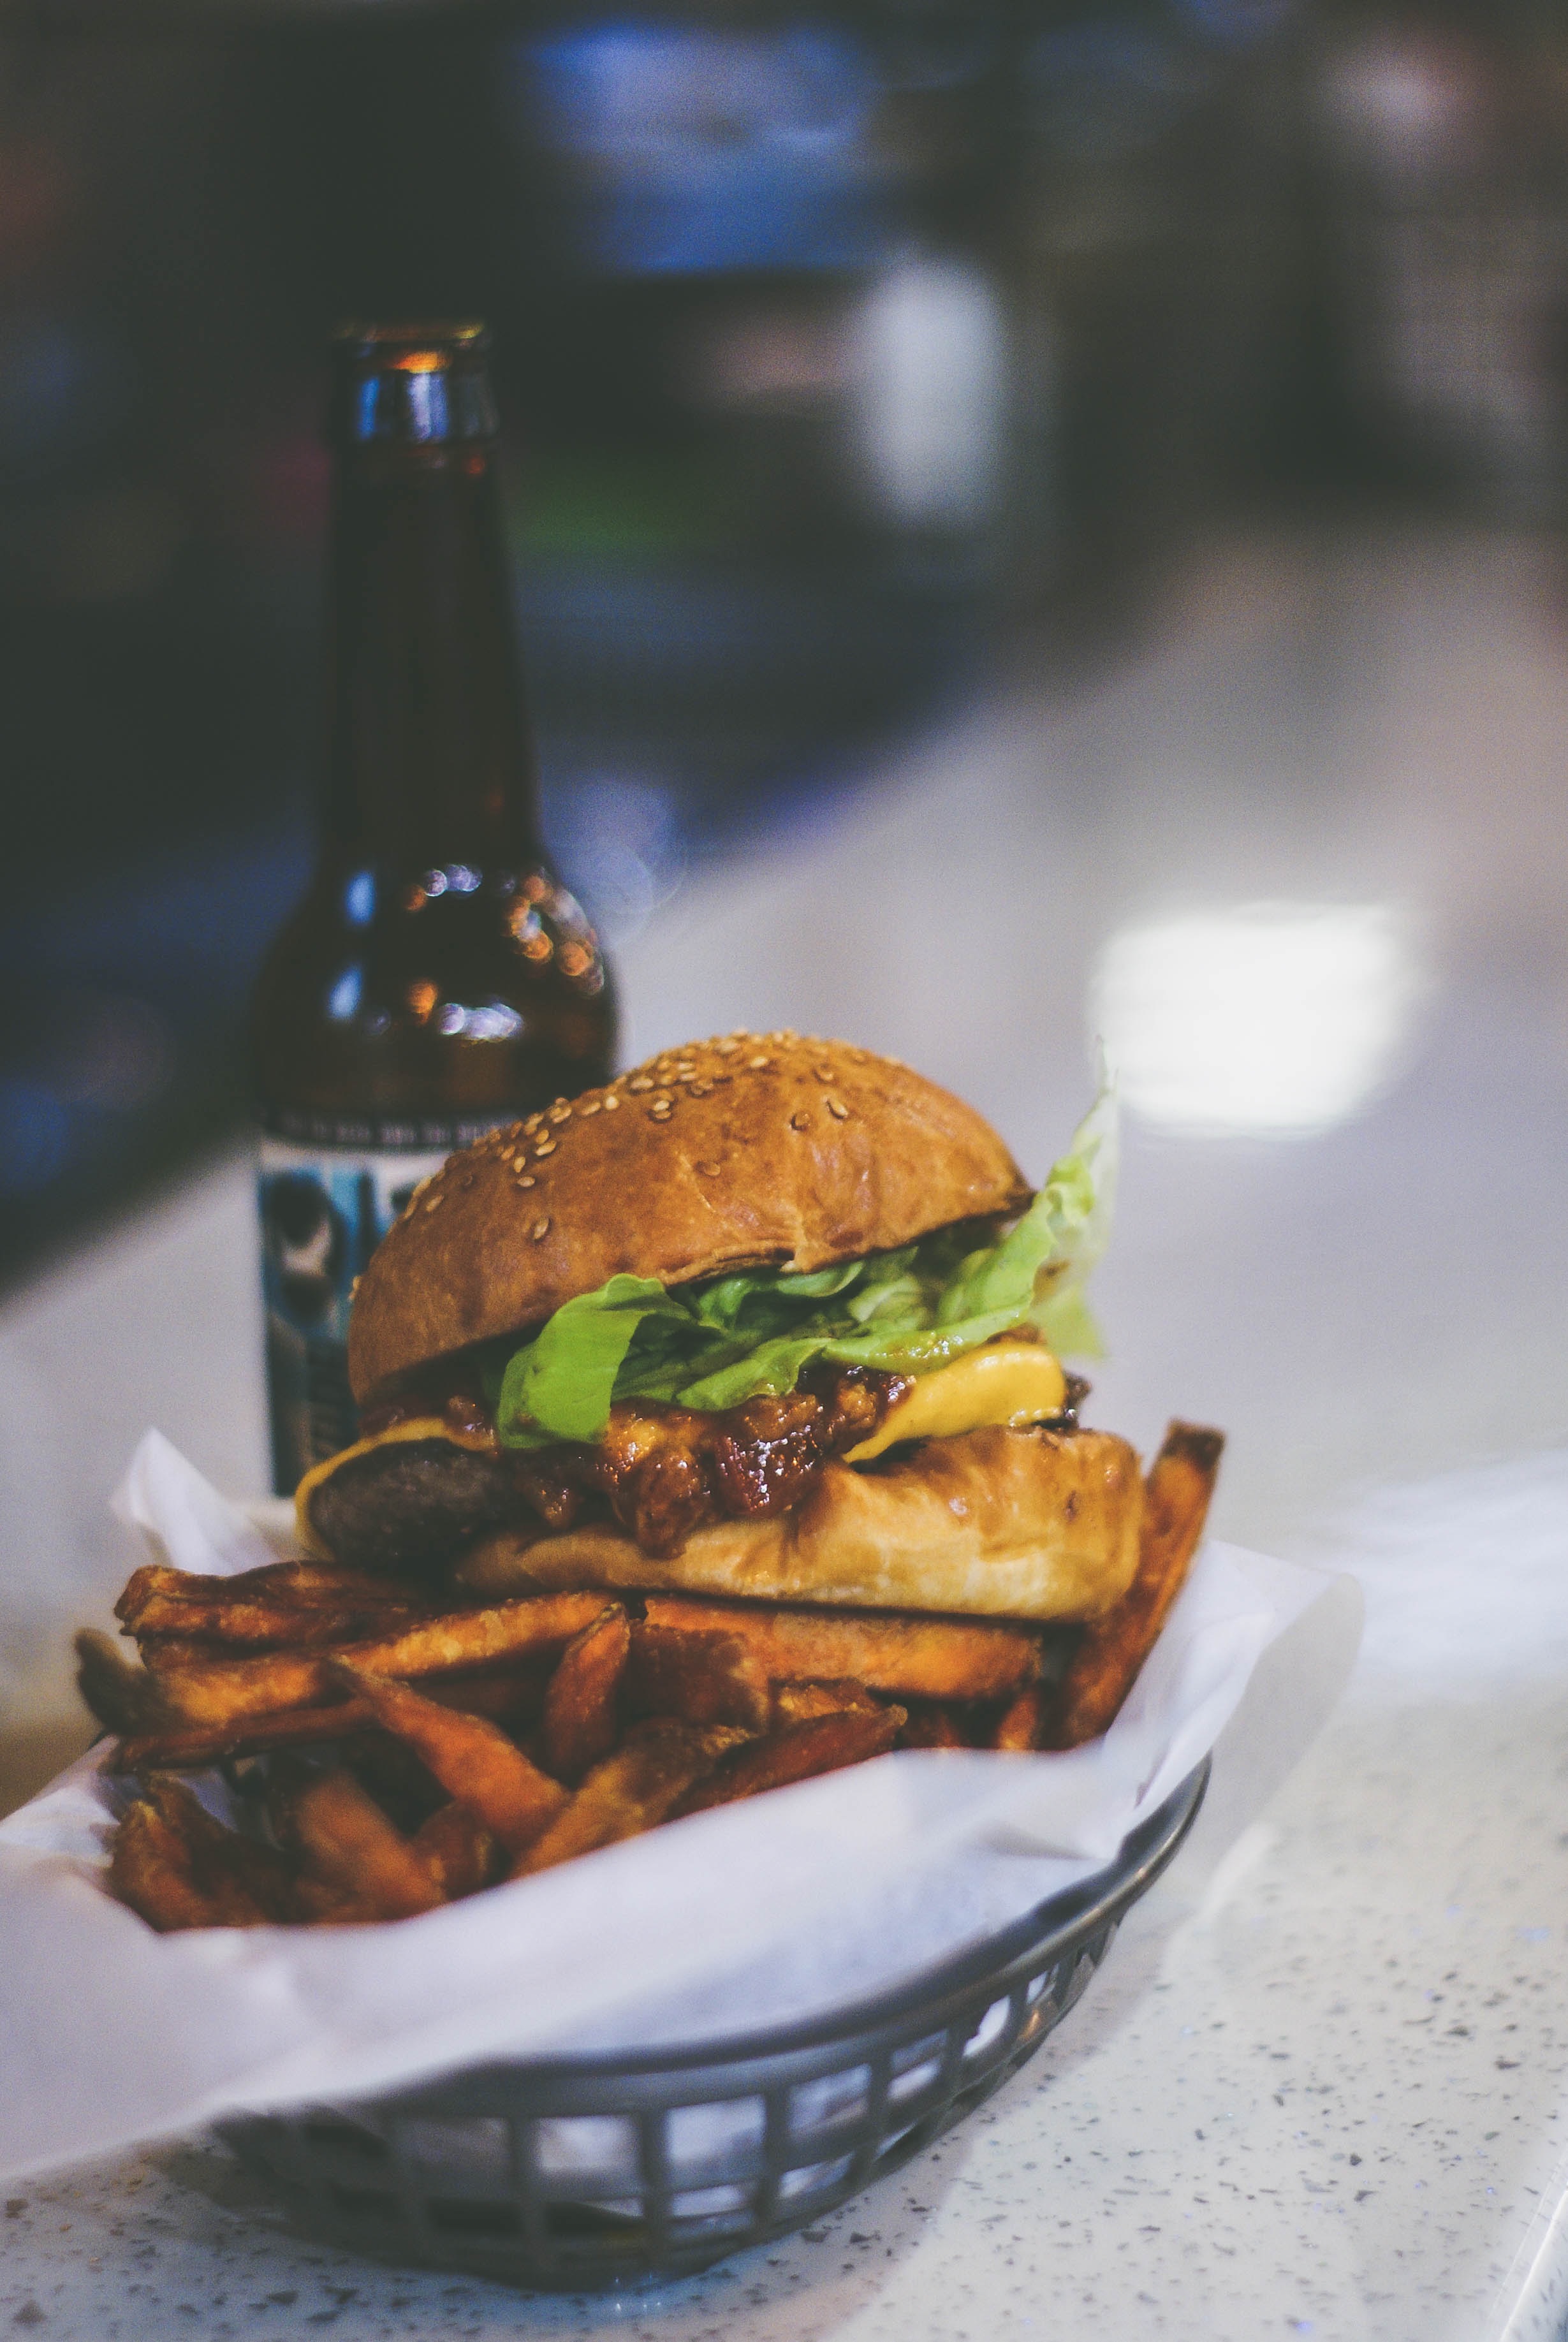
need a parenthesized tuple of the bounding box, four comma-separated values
(7, 0, 1567, 1283)
(5, 0, 1568, 1746)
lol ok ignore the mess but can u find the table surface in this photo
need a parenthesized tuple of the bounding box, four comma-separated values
(4, 522, 1568, 2339)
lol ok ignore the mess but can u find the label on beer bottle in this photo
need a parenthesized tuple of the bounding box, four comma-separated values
(258, 1113, 513, 1495)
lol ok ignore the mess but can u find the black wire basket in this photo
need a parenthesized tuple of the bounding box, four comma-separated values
(219, 1759, 1206, 2290)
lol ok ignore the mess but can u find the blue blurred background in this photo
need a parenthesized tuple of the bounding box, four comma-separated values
(3, 0, 1565, 1286)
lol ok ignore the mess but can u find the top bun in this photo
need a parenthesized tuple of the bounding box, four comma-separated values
(348, 1032, 1030, 1403)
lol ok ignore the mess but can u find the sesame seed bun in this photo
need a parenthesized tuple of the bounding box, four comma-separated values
(347, 1031, 1032, 1404)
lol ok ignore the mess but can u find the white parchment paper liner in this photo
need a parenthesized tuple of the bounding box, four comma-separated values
(0, 1431, 1362, 2183)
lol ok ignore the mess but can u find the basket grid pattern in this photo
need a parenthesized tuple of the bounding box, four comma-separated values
(221, 1764, 1204, 2288)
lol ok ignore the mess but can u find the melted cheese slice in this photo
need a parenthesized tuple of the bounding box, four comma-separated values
(842, 1340, 1067, 1464)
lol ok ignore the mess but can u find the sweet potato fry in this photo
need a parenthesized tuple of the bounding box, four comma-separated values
(111, 1699, 377, 1775)
(543, 1606, 630, 1782)
(289, 1874, 388, 1926)
(110, 1797, 222, 1932)
(1046, 1422, 1224, 1750)
(673, 1706, 904, 1816)
(116, 1559, 420, 1629)
(126, 1593, 434, 1648)
(333, 1664, 569, 1854)
(626, 1623, 770, 1734)
(771, 1678, 883, 1726)
(411, 1800, 497, 1900)
(284, 1767, 446, 1920)
(511, 1722, 747, 1878)
(897, 1702, 969, 1750)
(75, 1628, 167, 1735)
(111, 1659, 553, 1775)
(420, 1660, 555, 1725)
(641, 1596, 1041, 1704)
(991, 1683, 1046, 1752)
(136, 1636, 241, 1676)
(111, 1778, 295, 1929)
(154, 1590, 609, 1728)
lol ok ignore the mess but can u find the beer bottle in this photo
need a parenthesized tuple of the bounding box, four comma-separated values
(251, 321, 616, 1493)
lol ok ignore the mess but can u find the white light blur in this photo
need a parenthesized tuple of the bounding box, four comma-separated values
(849, 254, 1006, 529)
(1092, 902, 1427, 1137)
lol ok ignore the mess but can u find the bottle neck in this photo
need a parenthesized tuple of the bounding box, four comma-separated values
(320, 434, 544, 877)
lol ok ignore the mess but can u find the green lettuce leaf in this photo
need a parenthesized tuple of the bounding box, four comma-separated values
(490, 1084, 1117, 1448)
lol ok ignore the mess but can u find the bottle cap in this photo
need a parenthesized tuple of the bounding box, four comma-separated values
(330, 321, 498, 446)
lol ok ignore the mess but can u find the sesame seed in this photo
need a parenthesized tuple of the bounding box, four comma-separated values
(424, 1193, 444, 1212)
(826, 1096, 851, 1120)
(717, 1038, 739, 1055)
(814, 1064, 835, 1082)
(548, 1102, 572, 1124)
(687, 1079, 712, 1098)
(748, 1055, 770, 1070)
(603, 1092, 621, 1111)
(789, 1110, 810, 1131)
(627, 1075, 654, 1094)
(516, 1174, 537, 1189)
(579, 1097, 603, 1116)
(649, 1100, 673, 1122)
(524, 1113, 543, 1134)
(531, 1216, 551, 1241)
(534, 1136, 557, 1157)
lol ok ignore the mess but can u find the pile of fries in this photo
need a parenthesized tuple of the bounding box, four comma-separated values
(77, 1424, 1221, 1934)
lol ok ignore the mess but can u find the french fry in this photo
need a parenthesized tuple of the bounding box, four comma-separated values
(898, 1702, 969, 1750)
(772, 1678, 884, 1726)
(75, 1628, 168, 1735)
(289, 1874, 388, 1926)
(543, 1606, 631, 1783)
(511, 1722, 747, 1878)
(125, 1593, 435, 1649)
(411, 1801, 497, 1900)
(109, 1797, 223, 1932)
(136, 1636, 243, 1676)
(116, 1560, 420, 1630)
(154, 1590, 609, 1728)
(673, 1706, 904, 1816)
(1046, 1422, 1224, 1750)
(284, 1767, 446, 1920)
(626, 1623, 771, 1734)
(421, 1657, 555, 1726)
(111, 1778, 295, 1930)
(641, 1596, 1041, 1704)
(991, 1683, 1046, 1752)
(110, 1659, 552, 1775)
(111, 1699, 377, 1775)
(333, 1665, 569, 1854)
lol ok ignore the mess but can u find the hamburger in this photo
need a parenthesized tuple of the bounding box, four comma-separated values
(296, 1030, 1139, 1625)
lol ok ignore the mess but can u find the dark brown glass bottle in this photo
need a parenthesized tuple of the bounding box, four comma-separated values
(252, 321, 615, 1493)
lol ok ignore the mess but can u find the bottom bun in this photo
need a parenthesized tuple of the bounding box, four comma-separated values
(455, 1424, 1143, 1624)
